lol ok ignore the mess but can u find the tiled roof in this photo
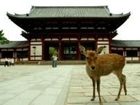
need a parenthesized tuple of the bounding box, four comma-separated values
(111, 40, 140, 47)
(7, 6, 130, 33)
(0, 41, 28, 48)
(0, 40, 140, 49)
(13, 6, 127, 18)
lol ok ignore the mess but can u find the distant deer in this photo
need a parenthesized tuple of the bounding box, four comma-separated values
(79, 45, 127, 103)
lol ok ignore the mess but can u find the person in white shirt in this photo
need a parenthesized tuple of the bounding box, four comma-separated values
(52, 55, 58, 68)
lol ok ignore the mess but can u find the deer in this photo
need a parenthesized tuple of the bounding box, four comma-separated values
(79, 45, 127, 103)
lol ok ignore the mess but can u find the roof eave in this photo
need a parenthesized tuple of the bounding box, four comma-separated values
(7, 12, 131, 19)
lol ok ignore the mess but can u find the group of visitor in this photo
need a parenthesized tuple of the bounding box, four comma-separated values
(4, 58, 14, 67)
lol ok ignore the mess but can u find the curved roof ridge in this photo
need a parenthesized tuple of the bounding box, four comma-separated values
(31, 5, 109, 9)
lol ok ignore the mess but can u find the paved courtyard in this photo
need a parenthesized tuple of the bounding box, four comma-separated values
(0, 64, 140, 105)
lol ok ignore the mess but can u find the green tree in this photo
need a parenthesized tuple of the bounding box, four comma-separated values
(0, 30, 9, 44)
(49, 47, 58, 56)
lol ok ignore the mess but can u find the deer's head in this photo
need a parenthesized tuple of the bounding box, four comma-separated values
(79, 45, 106, 70)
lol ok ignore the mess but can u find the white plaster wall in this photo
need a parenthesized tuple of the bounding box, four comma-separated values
(36, 46, 42, 55)
(30, 57, 42, 60)
(97, 41, 109, 54)
(132, 57, 139, 60)
(30, 45, 42, 56)
(31, 42, 42, 45)
(126, 57, 139, 61)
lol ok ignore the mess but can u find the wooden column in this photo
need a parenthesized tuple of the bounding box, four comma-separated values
(0, 51, 1, 61)
(41, 37, 44, 61)
(138, 48, 140, 61)
(58, 42, 62, 60)
(77, 39, 81, 60)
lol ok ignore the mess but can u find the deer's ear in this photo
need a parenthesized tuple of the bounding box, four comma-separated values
(79, 45, 86, 56)
(96, 46, 106, 54)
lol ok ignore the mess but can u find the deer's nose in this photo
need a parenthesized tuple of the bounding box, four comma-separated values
(91, 66, 95, 70)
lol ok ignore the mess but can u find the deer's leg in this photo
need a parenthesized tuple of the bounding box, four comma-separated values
(91, 78, 96, 101)
(115, 74, 124, 101)
(122, 74, 127, 95)
(97, 79, 102, 103)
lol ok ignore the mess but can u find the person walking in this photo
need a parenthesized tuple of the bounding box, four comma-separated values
(52, 55, 58, 68)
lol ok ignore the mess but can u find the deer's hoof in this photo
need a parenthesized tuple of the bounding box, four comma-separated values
(91, 98, 95, 101)
(115, 98, 119, 101)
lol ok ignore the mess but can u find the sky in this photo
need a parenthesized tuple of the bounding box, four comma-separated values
(0, 0, 139, 41)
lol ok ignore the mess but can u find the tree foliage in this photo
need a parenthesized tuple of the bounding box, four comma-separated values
(0, 30, 9, 44)
(49, 47, 58, 56)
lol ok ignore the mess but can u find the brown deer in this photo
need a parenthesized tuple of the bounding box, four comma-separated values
(79, 45, 127, 103)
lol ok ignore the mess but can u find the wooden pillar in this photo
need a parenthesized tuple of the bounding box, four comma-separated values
(123, 48, 126, 57)
(41, 37, 44, 61)
(13, 49, 15, 58)
(0, 51, 1, 61)
(58, 42, 62, 60)
(77, 39, 81, 60)
(138, 48, 140, 61)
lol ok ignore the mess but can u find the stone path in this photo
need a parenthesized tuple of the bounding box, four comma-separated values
(0, 64, 140, 105)
(65, 64, 140, 105)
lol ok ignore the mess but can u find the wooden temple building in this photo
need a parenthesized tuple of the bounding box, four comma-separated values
(1, 6, 140, 62)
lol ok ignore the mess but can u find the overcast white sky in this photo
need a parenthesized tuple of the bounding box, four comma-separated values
(0, 0, 139, 41)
